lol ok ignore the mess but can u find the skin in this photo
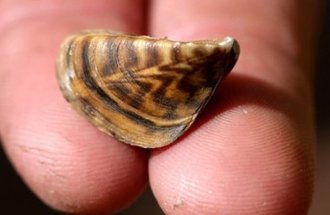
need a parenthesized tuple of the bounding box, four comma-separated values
(0, 0, 320, 214)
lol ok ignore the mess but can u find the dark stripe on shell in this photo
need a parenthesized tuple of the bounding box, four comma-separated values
(171, 42, 181, 63)
(145, 42, 161, 68)
(102, 40, 120, 75)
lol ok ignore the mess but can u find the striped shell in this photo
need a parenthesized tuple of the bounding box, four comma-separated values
(56, 30, 239, 148)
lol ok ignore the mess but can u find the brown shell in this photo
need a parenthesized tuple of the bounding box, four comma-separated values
(56, 30, 239, 148)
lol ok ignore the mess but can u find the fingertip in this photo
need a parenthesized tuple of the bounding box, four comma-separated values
(149, 114, 313, 215)
(149, 78, 314, 214)
(2, 107, 149, 213)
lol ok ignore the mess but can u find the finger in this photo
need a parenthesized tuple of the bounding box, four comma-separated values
(149, 0, 317, 214)
(0, 0, 148, 214)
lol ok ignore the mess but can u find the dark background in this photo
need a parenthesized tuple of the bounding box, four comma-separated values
(1, 3, 330, 215)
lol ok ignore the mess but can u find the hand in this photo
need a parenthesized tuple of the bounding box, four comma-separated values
(0, 0, 319, 214)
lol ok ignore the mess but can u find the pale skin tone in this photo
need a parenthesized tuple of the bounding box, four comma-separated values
(0, 0, 320, 214)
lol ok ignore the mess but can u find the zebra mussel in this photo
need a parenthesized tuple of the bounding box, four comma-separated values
(56, 30, 239, 148)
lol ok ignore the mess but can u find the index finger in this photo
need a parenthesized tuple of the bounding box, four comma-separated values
(0, 0, 148, 214)
(148, 0, 317, 214)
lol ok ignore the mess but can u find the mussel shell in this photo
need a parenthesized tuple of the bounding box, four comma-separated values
(56, 30, 239, 148)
